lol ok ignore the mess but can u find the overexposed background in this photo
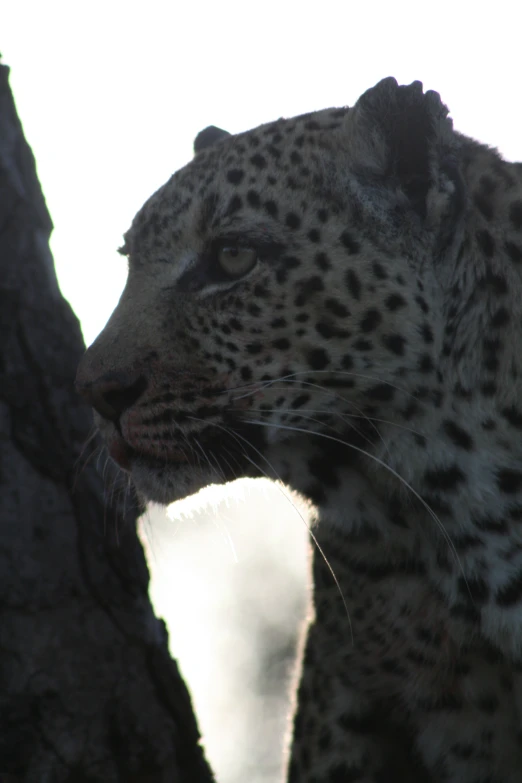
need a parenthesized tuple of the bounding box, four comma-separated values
(4, 2, 522, 780)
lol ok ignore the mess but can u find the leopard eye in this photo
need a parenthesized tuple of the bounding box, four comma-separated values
(217, 245, 258, 278)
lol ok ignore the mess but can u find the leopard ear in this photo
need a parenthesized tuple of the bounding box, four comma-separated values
(345, 78, 457, 217)
(193, 125, 231, 154)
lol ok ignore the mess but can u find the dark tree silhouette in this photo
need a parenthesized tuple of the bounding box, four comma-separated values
(0, 62, 214, 782)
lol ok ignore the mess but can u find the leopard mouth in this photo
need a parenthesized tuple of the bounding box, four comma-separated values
(107, 419, 267, 480)
(107, 431, 191, 472)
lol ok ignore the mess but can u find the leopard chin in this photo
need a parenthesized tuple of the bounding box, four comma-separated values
(131, 458, 227, 505)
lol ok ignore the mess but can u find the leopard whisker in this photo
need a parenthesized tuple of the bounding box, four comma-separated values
(244, 418, 469, 592)
(188, 415, 354, 645)
(73, 424, 100, 473)
(227, 369, 425, 406)
(193, 436, 227, 484)
(231, 376, 390, 455)
(237, 403, 432, 444)
(239, 408, 381, 454)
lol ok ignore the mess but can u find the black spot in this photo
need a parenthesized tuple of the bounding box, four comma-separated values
(285, 256, 301, 269)
(473, 191, 494, 221)
(308, 456, 340, 489)
(443, 420, 473, 450)
(415, 351, 432, 372)
(250, 152, 266, 169)
(345, 270, 362, 300)
(380, 657, 407, 674)
(366, 384, 394, 401)
(328, 765, 364, 783)
(323, 377, 355, 389)
(341, 354, 353, 370)
(317, 727, 331, 752)
(315, 322, 349, 339)
(483, 355, 499, 372)
(295, 276, 324, 307)
(227, 169, 244, 185)
(450, 601, 481, 624)
(505, 241, 522, 263)
(325, 298, 349, 317)
(476, 229, 495, 258)
(337, 711, 379, 734)
(434, 390, 444, 408)
(225, 195, 242, 215)
(385, 293, 406, 311)
(339, 231, 360, 254)
(479, 174, 496, 194)
(496, 571, 522, 607)
(246, 342, 263, 355)
(372, 261, 387, 279)
(476, 694, 499, 714)
(509, 200, 522, 231)
(481, 381, 497, 396)
(307, 348, 330, 370)
(353, 338, 373, 352)
(286, 212, 301, 230)
(382, 334, 406, 355)
(491, 307, 510, 328)
(415, 295, 429, 314)
(315, 252, 331, 271)
(458, 575, 489, 603)
(264, 200, 278, 218)
(270, 317, 286, 328)
(253, 284, 269, 298)
(272, 338, 290, 351)
(424, 465, 465, 491)
(419, 324, 434, 343)
(247, 190, 260, 208)
(291, 394, 310, 409)
(479, 268, 508, 295)
(290, 150, 302, 165)
(308, 228, 320, 242)
(359, 309, 382, 333)
(451, 743, 474, 760)
(502, 406, 522, 429)
(497, 468, 522, 493)
(317, 209, 328, 223)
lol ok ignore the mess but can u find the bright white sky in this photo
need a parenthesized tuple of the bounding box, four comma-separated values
(4, 1, 521, 345)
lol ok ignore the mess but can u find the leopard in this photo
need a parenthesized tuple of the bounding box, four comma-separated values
(76, 77, 522, 782)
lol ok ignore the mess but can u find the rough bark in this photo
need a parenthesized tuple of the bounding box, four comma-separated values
(0, 63, 214, 783)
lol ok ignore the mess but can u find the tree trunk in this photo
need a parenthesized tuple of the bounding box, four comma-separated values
(0, 62, 214, 783)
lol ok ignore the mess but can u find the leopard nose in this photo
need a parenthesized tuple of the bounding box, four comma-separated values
(76, 372, 148, 422)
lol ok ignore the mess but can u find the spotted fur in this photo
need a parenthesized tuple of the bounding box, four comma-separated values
(77, 78, 522, 781)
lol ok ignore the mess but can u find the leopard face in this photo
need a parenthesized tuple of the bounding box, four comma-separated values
(76, 78, 461, 506)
